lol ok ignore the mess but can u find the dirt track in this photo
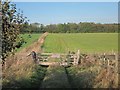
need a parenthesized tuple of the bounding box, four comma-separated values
(7, 32, 48, 61)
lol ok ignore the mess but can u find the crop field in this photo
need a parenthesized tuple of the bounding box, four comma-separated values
(16, 34, 41, 52)
(43, 33, 118, 53)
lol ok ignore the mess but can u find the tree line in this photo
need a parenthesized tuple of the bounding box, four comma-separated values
(21, 22, 118, 33)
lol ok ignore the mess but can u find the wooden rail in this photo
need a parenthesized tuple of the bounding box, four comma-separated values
(39, 62, 59, 66)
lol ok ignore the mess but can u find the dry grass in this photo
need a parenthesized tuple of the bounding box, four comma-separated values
(2, 56, 36, 88)
(93, 63, 118, 88)
(2, 32, 49, 89)
(66, 53, 118, 88)
(85, 54, 118, 88)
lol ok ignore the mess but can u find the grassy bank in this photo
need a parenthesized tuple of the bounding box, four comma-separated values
(16, 34, 41, 52)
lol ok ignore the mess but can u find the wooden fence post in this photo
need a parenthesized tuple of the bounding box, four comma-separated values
(73, 50, 80, 65)
(103, 53, 106, 65)
(114, 53, 118, 73)
(107, 59, 109, 66)
(73, 54, 76, 65)
(115, 60, 118, 73)
(76, 50, 80, 65)
(115, 53, 118, 60)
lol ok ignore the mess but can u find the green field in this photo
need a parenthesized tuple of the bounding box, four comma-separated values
(43, 33, 118, 53)
(16, 34, 41, 52)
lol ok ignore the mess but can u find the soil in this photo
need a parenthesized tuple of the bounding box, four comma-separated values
(6, 32, 48, 61)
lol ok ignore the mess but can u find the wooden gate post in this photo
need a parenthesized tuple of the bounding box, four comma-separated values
(76, 50, 80, 65)
(73, 54, 77, 65)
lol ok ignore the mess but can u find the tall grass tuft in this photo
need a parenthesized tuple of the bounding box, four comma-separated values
(2, 55, 47, 89)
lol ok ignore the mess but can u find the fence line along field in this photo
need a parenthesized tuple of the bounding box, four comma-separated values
(43, 33, 118, 53)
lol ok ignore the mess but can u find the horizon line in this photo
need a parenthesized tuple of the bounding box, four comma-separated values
(30, 21, 118, 26)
